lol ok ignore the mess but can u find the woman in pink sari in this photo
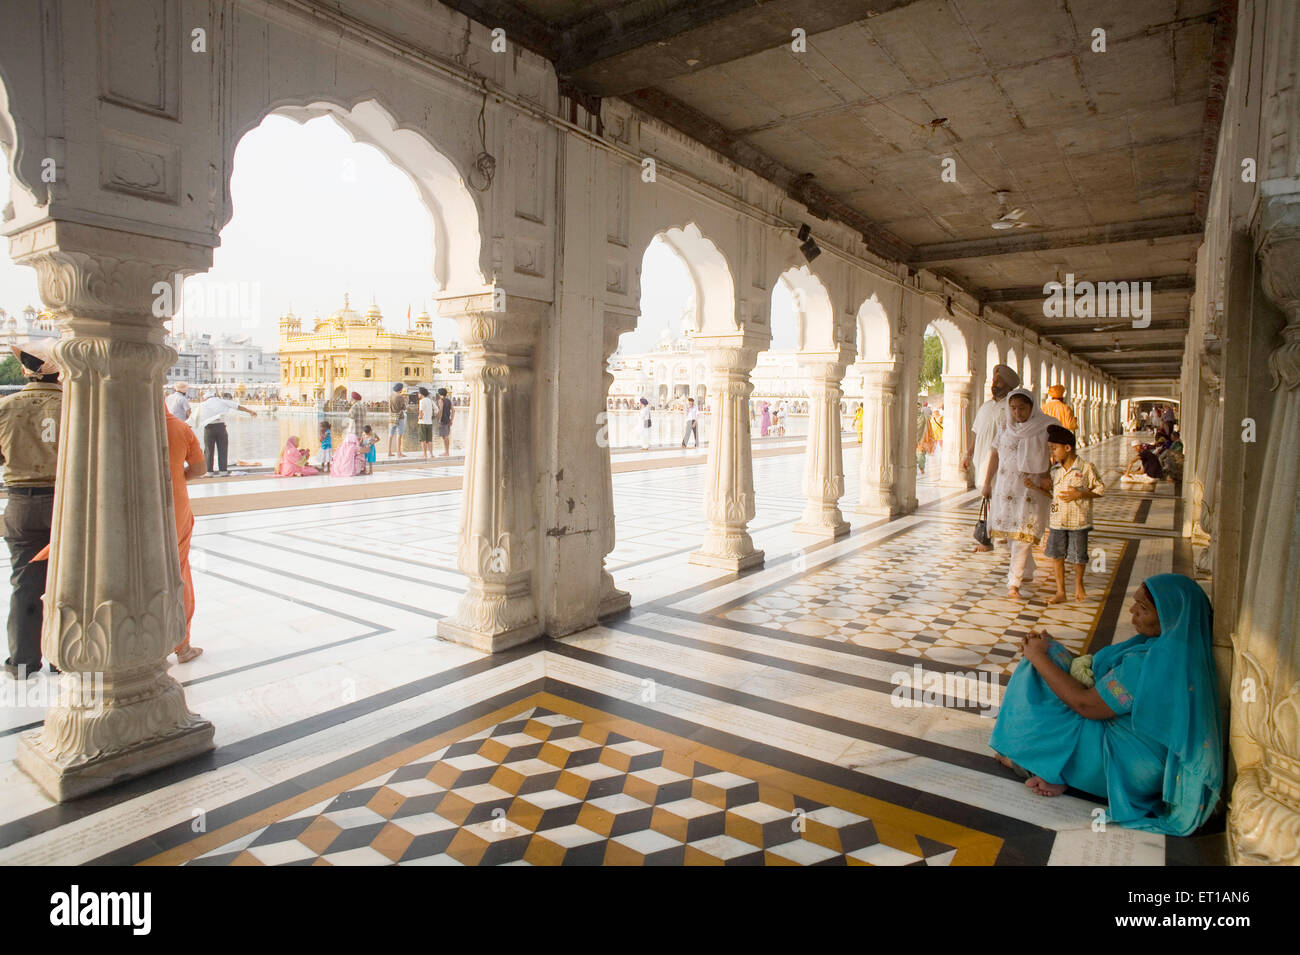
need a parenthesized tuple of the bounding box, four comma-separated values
(760, 401, 772, 437)
(278, 436, 319, 477)
(330, 430, 365, 477)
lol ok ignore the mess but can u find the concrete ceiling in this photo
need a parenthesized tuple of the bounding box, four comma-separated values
(438, 0, 1231, 381)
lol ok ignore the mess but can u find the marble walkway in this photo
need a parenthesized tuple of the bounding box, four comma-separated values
(0, 433, 1219, 865)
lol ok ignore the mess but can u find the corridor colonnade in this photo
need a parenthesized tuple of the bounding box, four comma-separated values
(0, 0, 1293, 866)
(0, 0, 1136, 801)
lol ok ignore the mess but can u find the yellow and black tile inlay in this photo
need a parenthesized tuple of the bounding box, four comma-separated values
(146, 692, 1002, 866)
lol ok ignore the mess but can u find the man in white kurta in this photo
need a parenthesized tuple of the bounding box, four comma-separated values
(963, 364, 1020, 550)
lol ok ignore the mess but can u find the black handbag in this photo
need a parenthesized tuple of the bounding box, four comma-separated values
(973, 498, 992, 548)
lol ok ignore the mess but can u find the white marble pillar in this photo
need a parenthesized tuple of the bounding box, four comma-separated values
(794, 356, 850, 539)
(10, 225, 215, 801)
(598, 314, 633, 616)
(939, 374, 973, 489)
(690, 344, 763, 571)
(856, 364, 900, 515)
(435, 292, 543, 652)
(1191, 361, 1222, 576)
(1228, 194, 1300, 865)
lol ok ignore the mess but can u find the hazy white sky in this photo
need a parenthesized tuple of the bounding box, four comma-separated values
(1, 113, 798, 353)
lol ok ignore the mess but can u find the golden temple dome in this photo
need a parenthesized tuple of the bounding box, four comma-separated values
(365, 298, 383, 326)
(329, 293, 364, 327)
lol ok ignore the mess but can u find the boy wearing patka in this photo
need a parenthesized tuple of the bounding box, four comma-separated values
(1031, 425, 1104, 604)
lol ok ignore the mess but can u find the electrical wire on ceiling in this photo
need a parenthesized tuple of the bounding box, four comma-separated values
(468, 89, 496, 192)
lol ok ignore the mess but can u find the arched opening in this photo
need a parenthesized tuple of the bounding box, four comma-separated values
(915, 319, 968, 492)
(181, 108, 476, 473)
(0, 151, 46, 383)
(609, 225, 729, 451)
(753, 266, 832, 443)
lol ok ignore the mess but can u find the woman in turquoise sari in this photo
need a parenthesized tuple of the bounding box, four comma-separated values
(988, 573, 1222, 835)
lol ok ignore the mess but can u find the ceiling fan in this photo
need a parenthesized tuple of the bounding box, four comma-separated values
(991, 190, 1034, 230)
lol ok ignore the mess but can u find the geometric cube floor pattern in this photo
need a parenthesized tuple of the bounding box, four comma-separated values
(163, 695, 999, 866)
(720, 521, 1123, 675)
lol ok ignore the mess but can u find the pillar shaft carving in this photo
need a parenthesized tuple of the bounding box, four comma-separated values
(436, 293, 544, 652)
(1228, 194, 1300, 865)
(599, 313, 634, 617)
(795, 357, 850, 539)
(939, 375, 973, 489)
(690, 343, 763, 571)
(10, 224, 216, 801)
(857, 364, 900, 515)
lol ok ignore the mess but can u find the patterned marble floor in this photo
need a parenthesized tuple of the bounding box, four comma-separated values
(0, 433, 1221, 866)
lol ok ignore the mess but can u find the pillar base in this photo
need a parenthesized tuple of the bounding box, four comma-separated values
(1227, 766, 1300, 866)
(598, 574, 632, 619)
(689, 548, 765, 572)
(855, 501, 901, 518)
(437, 617, 544, 654)
(16, 719, 214, 803)
(793, 520, 850, 540)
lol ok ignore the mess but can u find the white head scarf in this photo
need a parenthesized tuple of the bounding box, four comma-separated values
(1005, 388, 1052, 472)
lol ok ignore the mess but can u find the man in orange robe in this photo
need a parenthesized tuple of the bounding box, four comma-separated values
(167, 406, 208, 663)
(1042, 384, 1077, 430)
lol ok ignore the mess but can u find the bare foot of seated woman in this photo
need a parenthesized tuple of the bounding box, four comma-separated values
(1025, 775, 1067, 796)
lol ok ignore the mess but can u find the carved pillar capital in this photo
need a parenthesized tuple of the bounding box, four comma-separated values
(8, 220, 212, 332)
(1255, 194, 1300, 391)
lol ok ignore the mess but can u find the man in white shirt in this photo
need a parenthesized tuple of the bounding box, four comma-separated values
(196, 392, 257, 476)
(417, 386, 434, 459)
(681, 397, 700, 448)
(165, 382, 191, 422)
(962, 364, 1020, 551)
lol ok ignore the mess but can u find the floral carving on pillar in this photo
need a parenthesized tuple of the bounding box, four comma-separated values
(795, 355, 851, 539)
(939, 374, 973, 489)
(598, 313, 635, 617)
(1228, 194, 1300, 865)
(857, 364, 900, 515)
(435, 290, 545, 652)
(9, 223, 216, 801)
(689, 342, 764, 571)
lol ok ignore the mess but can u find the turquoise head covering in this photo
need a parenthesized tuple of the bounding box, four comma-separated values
(1110, 574, 1223, 835)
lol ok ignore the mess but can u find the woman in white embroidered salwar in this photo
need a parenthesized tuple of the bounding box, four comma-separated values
(986, 388, 1052, 598)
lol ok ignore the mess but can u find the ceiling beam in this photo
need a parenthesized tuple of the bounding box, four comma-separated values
(1195, 0, 1237, 222)
(1038, 318, 1189, 335)
(911, 216, 1201, 265)
(979, 275, 1193, 305)
(559, 0, 929, 95)
(432, 1, 562, 60)
(622, 86, 913, 263)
